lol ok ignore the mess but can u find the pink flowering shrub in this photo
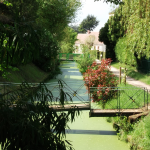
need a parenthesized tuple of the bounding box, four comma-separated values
(83, 58, 118, 107)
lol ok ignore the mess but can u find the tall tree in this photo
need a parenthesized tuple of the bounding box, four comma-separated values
(60, 26, 77, 53)
(37, 0, 81, 42)
(94, 0, 123, 5)
(0, 0, 81, 75)
(99, 21, 116, 61)
(78, 15, 99, 33)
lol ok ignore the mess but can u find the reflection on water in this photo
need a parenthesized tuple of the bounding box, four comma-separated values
(66, 129, 116, 135)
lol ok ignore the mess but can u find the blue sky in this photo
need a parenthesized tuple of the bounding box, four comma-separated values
(75, 0, 114, 32)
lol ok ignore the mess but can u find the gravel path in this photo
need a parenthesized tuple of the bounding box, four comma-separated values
(110, 66, 150, 90)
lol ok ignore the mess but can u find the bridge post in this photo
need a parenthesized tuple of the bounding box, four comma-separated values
(119, 67, 121, 84)
(118, 88, 120, 113)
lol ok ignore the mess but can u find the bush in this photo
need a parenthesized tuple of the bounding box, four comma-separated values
(76, 45, 96, 73)
(77, 53, 94, 73)
(83, 58, 118, 106)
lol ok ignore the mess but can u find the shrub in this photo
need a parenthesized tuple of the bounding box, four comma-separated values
(83, 58, 118, 106)
(76, 45, 96, 73)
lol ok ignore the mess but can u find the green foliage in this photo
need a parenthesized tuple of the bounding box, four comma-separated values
(0, 81, 80, 149)
(78, 15, 99, 33)
(76, 45, 96, 73)
(115, 37, 137, 66)
(109, 0, 150, 69)
(85, 34, 96, 49)
(60, 27, 77, 53)
(37, 0, 81, 42)
(99, 21, 116, 61)
(129, 114, 150, 149)
(34, 31, 60, 72)
(70, 24, 80, 33)
(0, 0, 81, 78)
(112, 116, 134, 141)
(107, 114, 150, 149)
(94, 0, 123, 5)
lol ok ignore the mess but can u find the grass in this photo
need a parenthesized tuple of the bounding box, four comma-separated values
(91, 82, 150, 110)
(111, 62, 150, 85)
(0, 63, 57, 97)
(108, 113, 150, 150)
(0, 63, 51, 83)
(128, 114, 150, 149)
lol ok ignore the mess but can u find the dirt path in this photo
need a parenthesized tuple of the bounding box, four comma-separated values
(110, 66, 150, 90)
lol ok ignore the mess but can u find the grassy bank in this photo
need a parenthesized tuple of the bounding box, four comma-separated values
(95, 82, 150, 110)
(0, 63, 57, 83)
(111, 62, 150, 85)
(106, 113, 150, 150)
(103, 82, 150, 150)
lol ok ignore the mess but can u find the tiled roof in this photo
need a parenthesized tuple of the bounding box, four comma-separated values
(75, 31, 103, 45)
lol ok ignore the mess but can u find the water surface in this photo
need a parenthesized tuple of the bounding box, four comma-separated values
(48, 61, 129, 150)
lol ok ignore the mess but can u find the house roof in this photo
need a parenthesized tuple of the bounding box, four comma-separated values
(75, 31, 103, 45)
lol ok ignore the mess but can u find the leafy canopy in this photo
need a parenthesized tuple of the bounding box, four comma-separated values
(0, 0, 81, 76)
(60, 26, 77, 53)
(99, 21, 116, 60)
(78, 15, 99, 33)
(108, 0, 150, 66)
(94, 0, 123, 5)
(37, 0, 81, 42)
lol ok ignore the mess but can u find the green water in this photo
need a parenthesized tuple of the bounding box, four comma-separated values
(48, 61, 130, 150)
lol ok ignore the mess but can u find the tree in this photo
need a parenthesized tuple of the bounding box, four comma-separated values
(37, 0, 81, 42)
(78, 15, 99, 33)
(0, 0, 81, 76)
(99, 21, 116, 61)
(108, 0, 150, 70)
(60, 27, 77, 53)
(85, 35, 95, 48)
(94, 0, 123, 5)
(70, 24, 80, 33)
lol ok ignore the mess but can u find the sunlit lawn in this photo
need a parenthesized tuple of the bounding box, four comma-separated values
(91, 82, 150, 110)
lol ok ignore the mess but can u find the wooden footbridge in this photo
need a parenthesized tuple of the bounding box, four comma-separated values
(49, 104, 147, 117)
(0, 82, 149, 117)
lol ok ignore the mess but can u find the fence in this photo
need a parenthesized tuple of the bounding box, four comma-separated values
(89, 87, 149, 111)
(0, 81, 90, 108)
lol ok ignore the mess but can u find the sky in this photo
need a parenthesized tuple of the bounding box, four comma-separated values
(74, 0, 115, 32)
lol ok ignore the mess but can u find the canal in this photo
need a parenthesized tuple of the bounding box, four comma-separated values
(48, 61, 130, 150)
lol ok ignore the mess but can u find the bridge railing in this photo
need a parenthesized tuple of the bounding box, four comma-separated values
(89, 87, 149, 111)
(58, 53, 84, 61)
(0, 82, 90, 109)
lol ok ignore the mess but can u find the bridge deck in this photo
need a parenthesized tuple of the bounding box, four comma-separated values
(49, 104, 90, 111)
(50, 104, 146, 117)
(89, 109, 145, 117)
